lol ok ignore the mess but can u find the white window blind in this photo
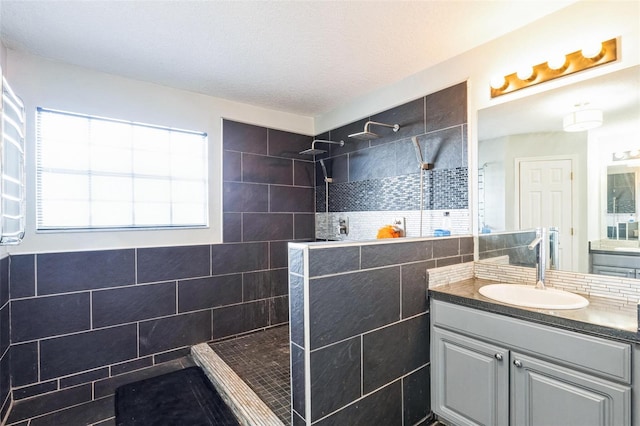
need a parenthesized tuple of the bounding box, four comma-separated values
(36, 108, 208, 230)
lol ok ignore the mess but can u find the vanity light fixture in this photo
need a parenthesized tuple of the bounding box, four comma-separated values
(612, 150, 640, 162)
(490, 37, 618, 98)
(563, 107, 603, 132)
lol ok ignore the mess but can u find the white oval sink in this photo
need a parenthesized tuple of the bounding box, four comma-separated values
(479, 284, 589, 310)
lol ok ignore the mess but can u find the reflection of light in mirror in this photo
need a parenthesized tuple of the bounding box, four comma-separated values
(563, 109, 603, 132)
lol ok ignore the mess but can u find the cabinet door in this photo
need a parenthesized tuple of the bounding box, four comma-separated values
(432, 327, 509, 426)
(511, 352, 631, 426)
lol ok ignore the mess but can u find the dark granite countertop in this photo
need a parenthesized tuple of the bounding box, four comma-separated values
(429, 278, 640, 344)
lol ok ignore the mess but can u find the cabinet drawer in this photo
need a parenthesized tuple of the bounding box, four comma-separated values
(591, 253, 640, 269)
(432, 300, 632, 383)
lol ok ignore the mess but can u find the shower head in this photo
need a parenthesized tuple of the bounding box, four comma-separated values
(299, 148, 327, 155)
(411, 136, 432, 170)
(348, 121, 400, 140)
(299, 139, 344, 155)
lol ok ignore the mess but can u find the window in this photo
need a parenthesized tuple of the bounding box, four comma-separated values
(36, 108, 208, 230)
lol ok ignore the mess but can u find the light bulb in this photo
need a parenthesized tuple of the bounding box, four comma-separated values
(516, 66, 536, 81)
(490, 75, 507, 90)
(582, 41, 604, 60)
(547, 54, 568, 71)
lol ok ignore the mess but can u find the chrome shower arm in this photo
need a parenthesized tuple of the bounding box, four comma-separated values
(364, 121, 400, 132)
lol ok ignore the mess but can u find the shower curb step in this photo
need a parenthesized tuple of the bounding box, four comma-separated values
(191, 343, 285, 426)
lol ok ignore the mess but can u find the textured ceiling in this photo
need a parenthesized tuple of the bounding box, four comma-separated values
(0, 0, 577, 117)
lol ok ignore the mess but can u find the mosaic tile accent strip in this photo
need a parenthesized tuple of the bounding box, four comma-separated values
(209, 326, 290, 425)
(315, 209, 471, 241)
(315, 168, 468, 213)
(427, 262, 475, 288)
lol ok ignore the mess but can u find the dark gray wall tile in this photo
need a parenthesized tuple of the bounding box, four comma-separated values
(11, 342, 38, 387)
(289, 274, 305, 347)
(362, 314, 429, 394)
(370, 97, 425, 146)
(40, 325, 137, 380)
(294, 214, 315, 240)
(436, 256, 462, 267)
(9, 254, 35, 299)
(270, 241, 290, 269)
(426, 82, 467, 132)
(294, 160, 314, 187)
(223, 150, 242, 182)
(309, 267, 400, 349)
(242, 213, 293, 242)
(268, 129, 313, 160)
(223, 182, 269, 213)
(270, 186, 314, 213)
(309, 246, 360, 276)
(323, 155, 349, 184)
(478, 234, 506, 252)
(223, 213, 242, 243)
(401, 261, 429, 318)
(395, 138, 423, 176)
(315, 381, 402, 426)
(6, 384, 92, 423)
(0, 257, 7, 307)
(270, 295, 288, 325)
(361, 241, 431, 269)
(137, 245, 210, 283)
(242, 153, 293, 185)
(212, 242, 269, 274)
(111, 357, 153, 376)
(433, 237, 460, 258)
(139, 311, 212, 356)
(460, 236, 474, 256)
(153, 347, 192, 364)
(212, 300, 268, 339)
(293, 411, 306, 426)
(94, 358, 185, 399)
(11, 293, 90, 342)
(222, 120, 267, 154)
(404, 365, 431, 426)
(59, 367, 109, 389)
(291, 343, 305, 417)
(311, 337, 361, 421)
(178, 274, 242, 312)
(0, 303, 8, 354)
(29, 394, 114, 426)
(92, 282, 176, 327)
(243, 269, 287, 301)
(0, 352, 7, 414)
(37, 250, 135, 295)
(421, 126, 464, 170)
(349, 142, 396, 182)
(14, 380, 58, 400)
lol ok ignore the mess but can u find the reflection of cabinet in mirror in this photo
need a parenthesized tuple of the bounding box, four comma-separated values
(607, 172, 635, 213)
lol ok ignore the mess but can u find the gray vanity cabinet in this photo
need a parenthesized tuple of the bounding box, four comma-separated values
(432, 327, 509, 426)
(431, 300, 633, 426)
(511, 352, 631, 426)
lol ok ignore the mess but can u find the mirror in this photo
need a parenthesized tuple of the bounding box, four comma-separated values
(478, 65, 640, 275)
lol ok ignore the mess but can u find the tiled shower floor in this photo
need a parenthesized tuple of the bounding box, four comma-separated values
(209, 325, 291, 425)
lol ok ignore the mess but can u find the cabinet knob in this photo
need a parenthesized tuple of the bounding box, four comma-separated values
(494, 353, 503, 361)
(513, 359, 523, 368)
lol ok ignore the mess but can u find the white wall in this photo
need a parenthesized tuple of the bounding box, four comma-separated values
(6, 50, 314, 253)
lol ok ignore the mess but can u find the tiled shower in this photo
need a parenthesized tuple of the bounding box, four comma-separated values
(0, 81, 469, 423)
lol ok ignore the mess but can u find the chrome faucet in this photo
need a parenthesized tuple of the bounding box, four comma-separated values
(528, 227, 548, 290)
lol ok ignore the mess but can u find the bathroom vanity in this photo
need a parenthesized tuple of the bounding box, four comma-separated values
(429, 280, 640, 426)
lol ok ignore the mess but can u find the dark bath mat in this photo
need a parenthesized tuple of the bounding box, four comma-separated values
(115, 366, 240, 426)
